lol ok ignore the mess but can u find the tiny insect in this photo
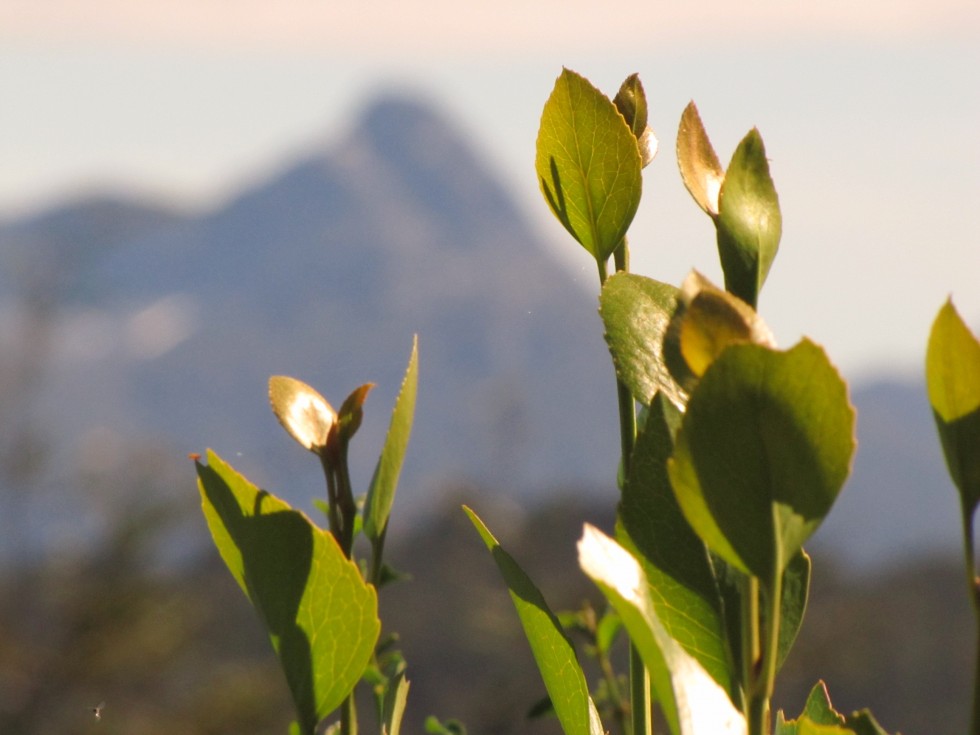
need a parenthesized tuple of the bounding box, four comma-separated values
(91, 702, 105, 721)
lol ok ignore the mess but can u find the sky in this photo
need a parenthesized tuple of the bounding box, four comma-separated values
(1, 0, 978, 382)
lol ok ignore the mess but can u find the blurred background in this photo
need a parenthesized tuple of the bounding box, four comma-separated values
(0, 2, 978, 733)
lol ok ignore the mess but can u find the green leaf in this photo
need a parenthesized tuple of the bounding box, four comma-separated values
(926, 298, 980, 516)
(381, 672, 410, 735)
(424, 716, 467, 735)
(536, 68, 643, 262)
(197, 451, 380, 733)
(776, 682, 893, 735)
(337, 383, 374, 445)
(595, 608, 622, 656)
(776, 550, 811, 671)
(667, 340, 855, 581)
(613, 73, 657, 168)
(715, 128, 781, 308)
(464, 506, 604, 735)
(364, 336, 419, 542)
(578, 525, 746, 735)
(843, 710, 893, 735)
(619, 392, 734, 698)
(600, 272, 689, 408)
(676, 101, 724, 217)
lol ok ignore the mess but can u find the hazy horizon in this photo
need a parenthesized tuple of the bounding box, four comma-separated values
(2, 2, 977, 381)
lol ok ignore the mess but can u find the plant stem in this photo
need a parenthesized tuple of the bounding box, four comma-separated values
(960, 506, 980, 735)
(341, 691, 358, 735)
(597, 245, 649, 735)
(321, 446, 361, 735)
(629, 645, 650, 735)
(595, 639, 630, 735)
(747, 560, 783, 735)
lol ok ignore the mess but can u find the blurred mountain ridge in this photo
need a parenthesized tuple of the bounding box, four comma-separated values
(0, 92, 966, 569)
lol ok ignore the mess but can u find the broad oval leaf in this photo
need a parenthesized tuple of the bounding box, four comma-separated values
(600, 272, 688, 408)
(536, 68, 643, 262)
(197, 450, 380, 733)
(677, 102, 724, 216)
(926, 299, 980, 515)
(578, 525, 746, 735)
(364, 336, 419, 542)
(716, 128, 781, 308)
(667, 340, 855, 581)
(270, 376, 337, 454)
(464, 506, 604, 735)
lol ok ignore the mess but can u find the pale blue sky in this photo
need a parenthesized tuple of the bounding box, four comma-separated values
(1, 1, 977, 381)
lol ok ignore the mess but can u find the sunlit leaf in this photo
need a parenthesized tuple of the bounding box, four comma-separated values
(675, 271, 776, 378)
(197, 451, 380, 733)
(578, 525, 746, 735)
(716, 128, 781, 308)
(926, 298, 980, 516)
(600, 272, 689, 408)
(536, 68, 643, 262)
(364, 336, 419, 542)
(677, 102, 724, 216)
(269, 376, 337, 454)
(667, 340, 855, 581)
(382, 672, 410, 735)
(464, 506, 604, 735)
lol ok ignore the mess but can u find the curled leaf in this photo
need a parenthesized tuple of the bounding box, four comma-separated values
(674, 271, 776, 378)
(677, 101, 724, 216)
(614, 73, 658, 168)
(269, 376, 337, 454)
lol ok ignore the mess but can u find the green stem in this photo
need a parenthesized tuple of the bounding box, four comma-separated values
(740, 575, 759, 717)
(597, 244, 648, 735)
(961, 506, 980, 735)
(340, 691, 358, 735)
(747, 560, 783, 735)
(629, 645, 650, 735)
(596, 639, 630, 735)
(321, 455, 343, 545)
(334, 444, 358, 557)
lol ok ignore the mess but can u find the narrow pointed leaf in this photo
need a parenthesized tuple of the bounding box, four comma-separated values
(926, 299, 980, 514)
(619, 392, 733, 697)
(382, 673, 410, 735)
(776, 549, 811, 671)
(197, 451, 380, 732)
(364, 336, 419, 542)
(579, 525, 746, 735)
(667, 340, 855, 580)
(464, 506, 604, 735)
(677, 102, 724, 216)
(600, 272, 689, 408)
(716, 128, 781, 308)
(536, 68, 643, 262)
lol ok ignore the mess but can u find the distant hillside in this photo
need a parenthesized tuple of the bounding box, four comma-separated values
(0, 93, 964, 568)
(0, 95, 621, 550)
